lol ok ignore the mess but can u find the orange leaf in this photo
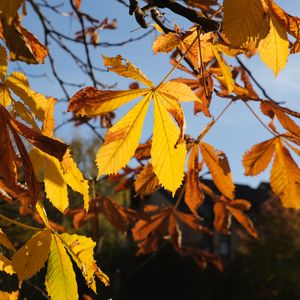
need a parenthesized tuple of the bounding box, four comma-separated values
(200, 142, 235, 199)
(68, 87, 149, 117)
(243, 138, 276, 176)
(213, 202, 230, 234)
(1, 17, 48, 64)
(135, 163, 160, 196)
(270, 139, 300, 209)
(185, 145, 204, 216)
(227, 206, 258, 239)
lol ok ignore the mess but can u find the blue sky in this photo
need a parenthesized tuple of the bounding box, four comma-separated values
(18, 0, 300, 188)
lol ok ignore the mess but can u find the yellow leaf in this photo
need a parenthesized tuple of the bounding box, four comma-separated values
(157, 91, 186, 144)
(5, 72, 47, 120)
(158, 81, 201, 102)
(36, 201, 50, 228)
(270, 139, 300, 209)
(68, 87, 149, 117)
(200, 142, 235, 199)
(0, 0, 24, 24)
(12, 229, 51, 281)
(243, 138, 276, 176)
(14, 101, 40, 131)
(135, 163, 160, 196)
(60, 233, 109, 292)
(151, 93, 186, 195)
(31, 148, 89, 213)
(152, 33, 182, 54)
(42, 97, 56, 137)
(0, 228, 15, 251)
(102, 55, 154, 88)
(97, 94, 151, 175)
(44, 154, 69, 213)
(0, 84, 12, 107)
(179, 29, 215, 68)
(0, 45, 8, 81)
(258, 13, 289, 76)
(211, 46, 234, 93)
(62, 150, 90, 211)
(223, 0, 264, 46)
(0, 254, 15, 275)
(45, 234, 78, 300)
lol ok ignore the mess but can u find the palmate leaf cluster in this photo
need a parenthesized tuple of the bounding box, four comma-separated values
(0, 0, 299, 299)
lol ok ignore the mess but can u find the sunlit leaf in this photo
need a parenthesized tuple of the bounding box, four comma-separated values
(97, 94, 150, 175)
(60, 233, 109, 292)
(270, 139, 300, 209)
(200, 142, 235, 199)
(12, 229, 51, 281)
(135, 163, 160, 196)
(45, 234, 78, 300)
(258, 13, 289, 76)
(243, 138, 276, 176)
(185, 144, 204, 216)
(151, 93, 186, 195)
(223, 0, 264, 46)
(102, 55, 154, 87)
(69, 87, 149, 117)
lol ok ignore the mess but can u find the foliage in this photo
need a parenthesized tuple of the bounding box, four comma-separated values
(0, 0, 299, 299)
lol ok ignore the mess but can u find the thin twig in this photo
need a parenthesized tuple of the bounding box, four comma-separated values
(244, 102, 277, 136)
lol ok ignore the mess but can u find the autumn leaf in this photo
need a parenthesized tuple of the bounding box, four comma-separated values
(96, 93, 151, 175)
(0, 45, 8, 81)
(269, 1, 300, 40)
(211, 46, 234, 93)
(270, 139, 300, 209)
(45, 234, 78, 300)
(227, 206, 257, 238)
(1, 17, 48, 64)
(12, 229, 51, 281)
(200, 142, 235, 199)
(152, 93, 186, 195)
(258, 12, 289, 76)
(243, 138, 276, 176)
(185, 144, 204, 216)
(135, 163, 160, 196)
(5, 71, 48, 120)
(60, 233, 109, 292)
(102, 55, 154, 88)
(0, 254, 15, 275)
(223, 0, 264, 46)
(96, 196, 139, 233)
(0, 290, 19, 299)
(68, 87, 149, 117)
(69, 55, 200, 195)
(0, 228, 15, 251)
(0, 0, 24, 24)
(153, 32, 182, 54)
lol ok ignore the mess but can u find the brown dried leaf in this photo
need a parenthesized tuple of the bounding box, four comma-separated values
(135, 163, 160, 196)
(185, 145, 204, 216)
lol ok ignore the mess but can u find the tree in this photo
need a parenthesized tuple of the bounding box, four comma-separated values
(0, 0, 299, 299)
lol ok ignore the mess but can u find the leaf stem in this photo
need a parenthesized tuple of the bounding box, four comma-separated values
(173, 184, 186, 211)
(244, 102, 277, 137)
(0, 214, 42, 231)
(156, 33, 199, 88)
